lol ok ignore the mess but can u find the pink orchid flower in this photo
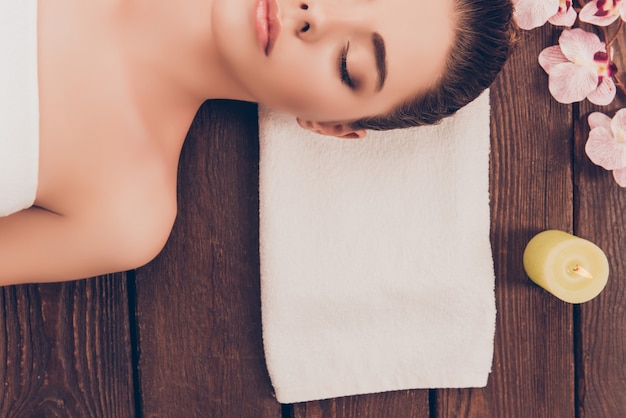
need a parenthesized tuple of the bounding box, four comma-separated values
(538, 28, 617, 105)
(585, 110, 626, 187)
(580, 0, 626, 26)
(514, 0, 577, 29)
(550, 0, 579, 26)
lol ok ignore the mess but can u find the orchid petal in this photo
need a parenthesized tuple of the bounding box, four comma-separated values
(579, 2, 620, 25)
(514, 0, 561, 29)
(587, 77, 617, 105)
(538, 45, 569, 73)
(585, 126, 626, 169)
(613, 167, 626, 187)
(549, 4, 578, 26)
(610, 108, 626, 136)
(588, 111, 612, 130)
(548, 63, 598, 103)
(559, 28, 605, 63)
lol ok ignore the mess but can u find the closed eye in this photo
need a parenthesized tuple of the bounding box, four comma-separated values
(339, 42, 355, 89)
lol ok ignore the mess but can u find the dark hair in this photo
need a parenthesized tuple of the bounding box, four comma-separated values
(350, 0, 515, 131)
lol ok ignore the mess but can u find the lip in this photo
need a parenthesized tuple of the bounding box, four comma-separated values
(255, 0, 281, 56)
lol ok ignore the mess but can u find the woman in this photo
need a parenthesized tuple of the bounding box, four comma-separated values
(0, 0, 513, 284)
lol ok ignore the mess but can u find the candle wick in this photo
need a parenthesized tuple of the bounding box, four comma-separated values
(573, 265, 594, 280)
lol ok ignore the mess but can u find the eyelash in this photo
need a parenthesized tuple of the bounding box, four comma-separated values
(340, 42, 355, 89)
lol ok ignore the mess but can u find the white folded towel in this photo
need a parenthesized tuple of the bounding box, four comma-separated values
(259, 91, 495, 403)
(0, 0, 39, 217)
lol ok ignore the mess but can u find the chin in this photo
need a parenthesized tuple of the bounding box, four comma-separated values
(211, 0, 257, 58)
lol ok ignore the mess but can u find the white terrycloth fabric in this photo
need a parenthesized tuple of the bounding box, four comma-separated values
(259, 91, 495, 403)
(0, 0, 39, 217)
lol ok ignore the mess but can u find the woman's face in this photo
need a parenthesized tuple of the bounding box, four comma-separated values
(211, 0, 455, 125)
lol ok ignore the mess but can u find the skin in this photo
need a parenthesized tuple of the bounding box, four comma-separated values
(0, 0, 454, 284)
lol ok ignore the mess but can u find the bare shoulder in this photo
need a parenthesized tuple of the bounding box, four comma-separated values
(0, 159, 178, 285)
(95, 160, 179, 269)
(65, 155, 180, 276)
(17, 0, 194, 284)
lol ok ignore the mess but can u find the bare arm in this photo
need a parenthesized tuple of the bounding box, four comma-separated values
(0, 207, 116, 284)
(0, 203, 173, 285)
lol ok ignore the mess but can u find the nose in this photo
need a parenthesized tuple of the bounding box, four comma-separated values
(293, 1, 366, 42)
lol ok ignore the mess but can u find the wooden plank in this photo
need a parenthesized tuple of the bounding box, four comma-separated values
(437, 26, 575, 416)
(0, 276, 136, 417)
(292, 391, 429, 418)
(133, 101, 282, 417)
(575, 30, 626, 418)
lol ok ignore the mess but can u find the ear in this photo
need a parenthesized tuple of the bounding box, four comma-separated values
(296, 118, 367, 139)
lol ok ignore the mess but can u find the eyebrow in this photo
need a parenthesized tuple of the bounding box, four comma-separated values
(372, 32, 387, 92)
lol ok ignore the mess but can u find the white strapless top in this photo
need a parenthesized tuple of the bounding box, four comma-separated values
(0, 0, 39, 216)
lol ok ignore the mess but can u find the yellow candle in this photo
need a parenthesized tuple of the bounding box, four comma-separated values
(523, 230, 609, 303)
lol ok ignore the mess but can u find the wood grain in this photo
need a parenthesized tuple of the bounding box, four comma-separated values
(133, 101, 282, 418)
(292, 391, 429, 418)
(0, 276, 135, 417)
(575, 27, 626, 418)
(437, 25, 576, 417)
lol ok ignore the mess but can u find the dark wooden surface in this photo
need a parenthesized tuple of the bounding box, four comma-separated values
(2, 24, 626, 418)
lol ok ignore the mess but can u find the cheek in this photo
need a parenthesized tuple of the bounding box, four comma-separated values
(257, 43, 347, 112)
(259, 63, 342, 117)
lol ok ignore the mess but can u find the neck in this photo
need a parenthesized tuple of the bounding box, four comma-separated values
(118, 0, 252, 105)
(111, 0, 254, 157)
